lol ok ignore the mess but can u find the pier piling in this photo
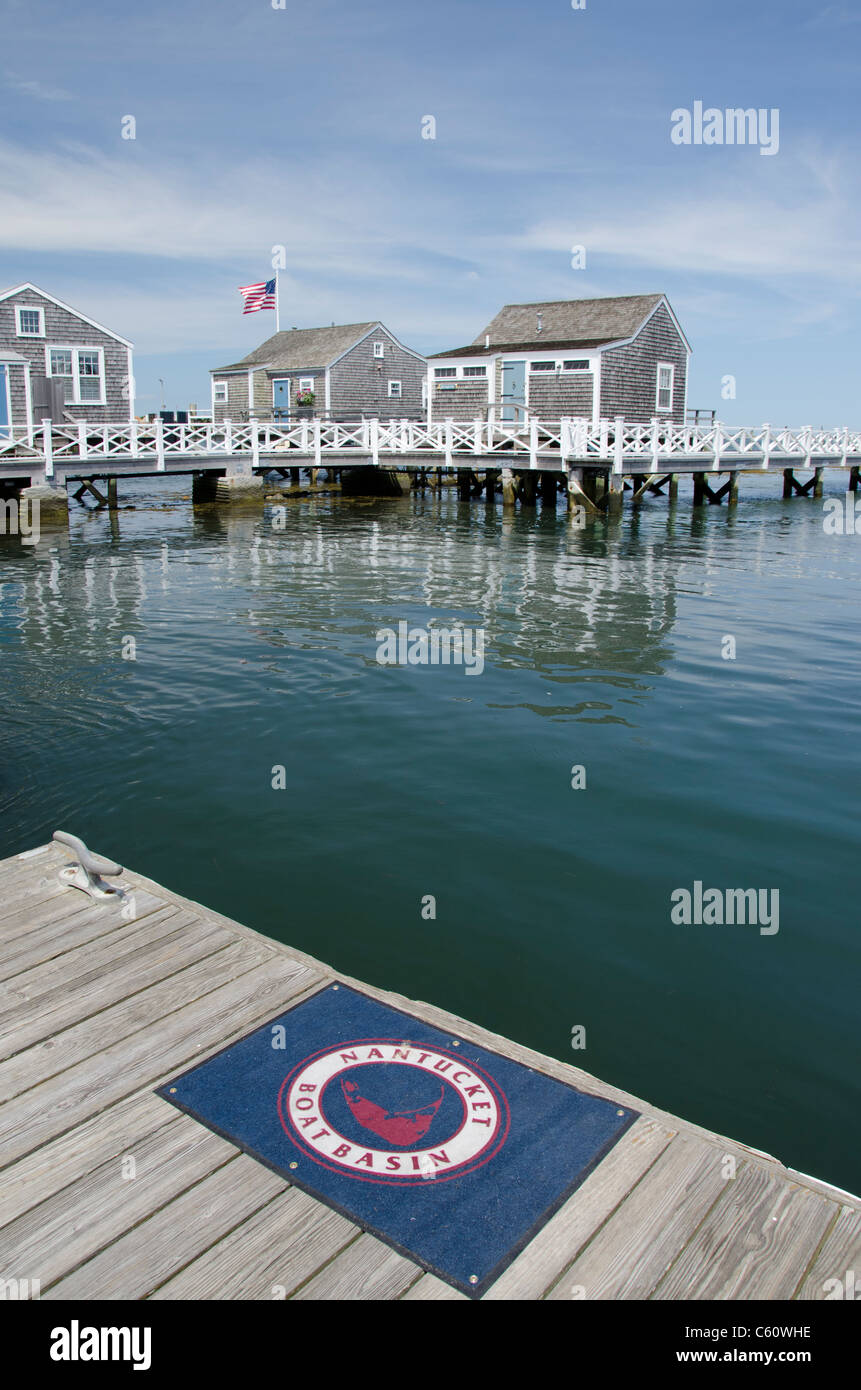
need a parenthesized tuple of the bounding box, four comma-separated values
(501, 467, 517, 510)
(518, 472, 537, 507)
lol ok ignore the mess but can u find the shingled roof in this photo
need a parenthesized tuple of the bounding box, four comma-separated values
(214, 322, 378, 373)
(428, 295, 673, 358)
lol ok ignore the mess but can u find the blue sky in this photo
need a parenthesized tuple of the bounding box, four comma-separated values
(1, 0, 860, 422)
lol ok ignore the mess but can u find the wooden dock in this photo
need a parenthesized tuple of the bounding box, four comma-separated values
(2, 416, 861, 490)
(1, 841, 858, 1301)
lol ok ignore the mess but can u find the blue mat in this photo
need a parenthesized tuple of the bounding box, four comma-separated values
(157, 985, 638, 1297)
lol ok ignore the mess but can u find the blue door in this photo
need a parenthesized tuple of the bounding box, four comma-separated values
(501, 361, 526, 422)
(0, 365, 9, 438)
(272, 378, 291, 421)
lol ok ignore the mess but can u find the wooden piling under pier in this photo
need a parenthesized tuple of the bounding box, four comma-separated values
(1, 841, 857, 1302)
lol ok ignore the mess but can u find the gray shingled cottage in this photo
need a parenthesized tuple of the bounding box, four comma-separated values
(0, 282, 134, 434)
(210, 322, 426, 423)
(428, 294, 690, 427)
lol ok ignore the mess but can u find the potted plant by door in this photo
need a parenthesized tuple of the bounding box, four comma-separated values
(296, 388, 315, 418)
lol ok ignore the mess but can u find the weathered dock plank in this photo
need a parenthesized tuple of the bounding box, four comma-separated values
(0, 954, 319, 1167)
(0, 936, 270, 1092)
(545, 1133, 732, 1300)
(0, 844, 857, 1301)
(652, 1164, 837, 1301)
(401, 1273, 469, 1301)
(794, 1206, 861, 1301)
(150, 1190, 358, 1301)
(0, 1091, 179, 1229)
(0, 898, 192, 994)
(0, 1115, 237, 1289)
(45, 1156, 288, 1301)
(290, 1233, 420, 1302)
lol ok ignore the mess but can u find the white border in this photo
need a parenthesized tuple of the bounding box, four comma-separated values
(0, 362, 11, 437)
(45, 344, 107, 407)
(655, 361, 675, 413)
(15, 305, 45, 338)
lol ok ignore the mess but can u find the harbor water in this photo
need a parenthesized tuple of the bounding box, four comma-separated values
(1, 472, 858, 1193)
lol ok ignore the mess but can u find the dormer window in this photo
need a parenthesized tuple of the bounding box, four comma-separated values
(16, 306, 44, 337)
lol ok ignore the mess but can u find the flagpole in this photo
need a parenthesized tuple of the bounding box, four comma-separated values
(275, 269, 280, 333)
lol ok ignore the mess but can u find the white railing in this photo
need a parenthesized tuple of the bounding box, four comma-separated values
(2, 417, 861, 478)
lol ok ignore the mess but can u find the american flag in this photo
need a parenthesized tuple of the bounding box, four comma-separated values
(238, 278, 276, 314)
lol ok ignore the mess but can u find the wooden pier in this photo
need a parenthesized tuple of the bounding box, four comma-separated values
(1, 417, 860, 521)
(1, 841, 858, 1301)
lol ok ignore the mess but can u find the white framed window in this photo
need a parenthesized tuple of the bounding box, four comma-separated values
(434, 367, 456, 378)
(656, 362, 675, 412)
(562, 359, 589, 372)
(462, 365, 487, 377)
(373, 341, 385, 359)
(45, 345, 105, 406)
(16, 306, 45, 337)
(298, 377, 314, 392)
(213, 381, 228, 404)
(529, 360, 556, 372)
(77, 349, 103, 403)
(388, 380, 402, 398)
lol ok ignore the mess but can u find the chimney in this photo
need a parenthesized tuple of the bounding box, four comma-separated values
(537, 313, 543, 334)
(485, 334, 490, 348)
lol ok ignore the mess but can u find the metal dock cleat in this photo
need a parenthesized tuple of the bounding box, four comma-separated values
(53, 830, 126, 901)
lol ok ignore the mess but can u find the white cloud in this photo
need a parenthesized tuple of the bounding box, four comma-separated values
(4, 72, 74, 101)
(0, 137, 476, 275)
(521, 172, 861, 284)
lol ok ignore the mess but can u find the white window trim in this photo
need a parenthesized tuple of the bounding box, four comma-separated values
(387, 380, 402, 398)
(125, 344, 135, 421)
(656, 361, 675, 413)
(16, 306, 45, 337)
(0, 362, 12, 437)
(45, 344, 106, 407)
(297, 377, 315, 393)
(213, 381, 229, 404)
(373, 341, 385, 359)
